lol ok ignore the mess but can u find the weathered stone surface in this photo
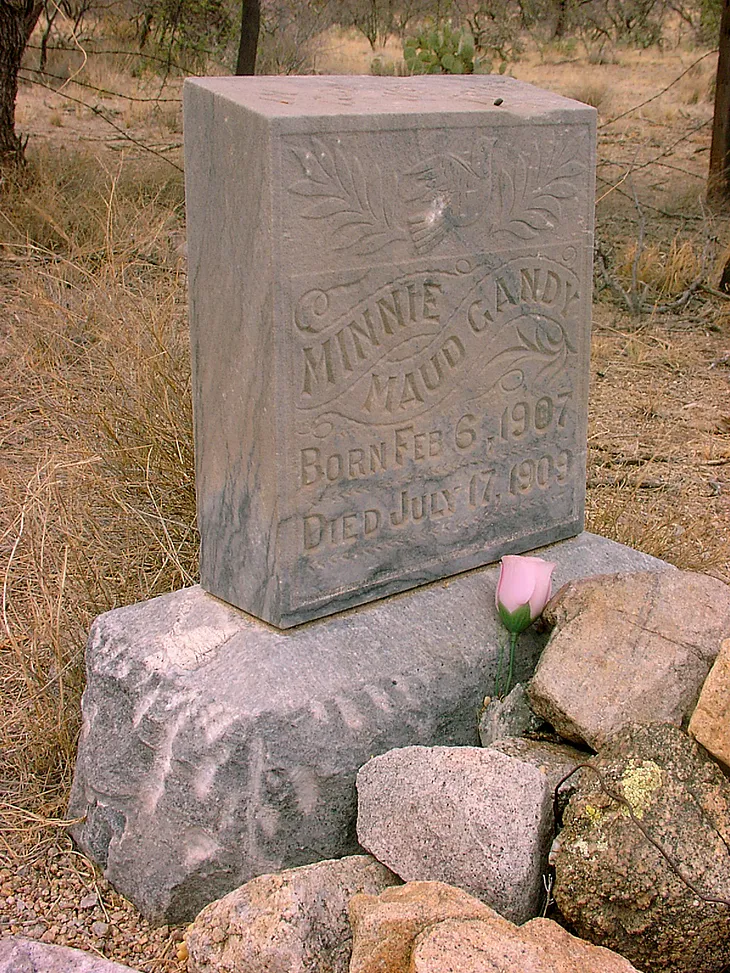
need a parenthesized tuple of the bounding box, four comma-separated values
(185, 855, 398, 973)
(348, 881, 507, 973)
(478, 683, 545, 746)
(184, 74, 596, 627)
(356, 745, 554, 922)
(488, 737, 586, 787)
(68, 533, 669, 924)
(410, 917, 641, 973)
(552, 722, 730, 973)
(689, 637, 730, 770)
(488, 736, 586, 821)
(527, 570, 730, 748)
(0, 937, 141, 973)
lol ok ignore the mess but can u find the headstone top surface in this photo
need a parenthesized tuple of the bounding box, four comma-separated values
(186, 75, 594, 122)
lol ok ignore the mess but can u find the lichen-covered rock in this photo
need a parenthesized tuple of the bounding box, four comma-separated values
(552, 722, 730, 973)
(527, 570, 730, 749)
(185, 855, 399, 973)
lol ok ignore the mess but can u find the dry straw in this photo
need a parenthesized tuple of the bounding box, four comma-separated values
(1, 147, 195, 859)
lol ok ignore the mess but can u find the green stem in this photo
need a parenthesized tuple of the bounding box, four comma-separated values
(506, 631, 519, 697)
(494, 631, 506, 698)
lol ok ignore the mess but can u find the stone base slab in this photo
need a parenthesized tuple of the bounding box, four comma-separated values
(68, 533, 669, 923)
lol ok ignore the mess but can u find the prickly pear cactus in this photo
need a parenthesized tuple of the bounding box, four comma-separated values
(403, 25, 485, 75)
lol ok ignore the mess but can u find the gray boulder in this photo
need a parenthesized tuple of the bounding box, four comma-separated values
(356, 745, 555, 922)
(67, 533, 669, 923)
(552, 722, 730, 973)
(0, 937, 141, 973)
(185, 855, 399, 973)
(528, 570, 730, 749)
(478, 683, 545, 747)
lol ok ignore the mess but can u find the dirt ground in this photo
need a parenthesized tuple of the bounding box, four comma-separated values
(1, 24, 728, 972)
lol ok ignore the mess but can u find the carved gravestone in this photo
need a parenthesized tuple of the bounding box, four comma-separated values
(184, 75, 596, 628)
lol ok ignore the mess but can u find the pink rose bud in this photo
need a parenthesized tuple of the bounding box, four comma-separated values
(495, 555, 556, 634)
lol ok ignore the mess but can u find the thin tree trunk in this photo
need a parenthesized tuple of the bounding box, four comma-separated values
(235, 0, 260, 76)
(554, 0, 568, 39)
(709, 0, 730, 204)
(0, 1, 43, 168)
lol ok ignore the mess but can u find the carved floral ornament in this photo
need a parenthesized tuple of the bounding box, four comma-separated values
(288, 132, 587, 256)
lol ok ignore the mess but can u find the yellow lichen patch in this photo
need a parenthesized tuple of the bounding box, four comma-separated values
(620, 760, 663, 819)
(584, 804, 603, 825)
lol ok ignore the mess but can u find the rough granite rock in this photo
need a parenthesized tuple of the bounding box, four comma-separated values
(185, 855, 399, 973)
(348, 881, 509, 973)
(67, 533, 670, 923)
(478, 683, 545, 747)
(410, 917, 642, 973)
(527, 570, 730, 748)
(487, 737, 587, 821)
(0, 937, 142, 973)
(356, 746, 555, 922)
(552, 722, 730, 973)
(487, 737, 587, 790)
(689, 637, 730, 771)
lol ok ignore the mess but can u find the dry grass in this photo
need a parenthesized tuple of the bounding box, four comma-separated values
(1, 18, 730, 966)
(1, 147, 195, 859)
(617, 235, 706, 298)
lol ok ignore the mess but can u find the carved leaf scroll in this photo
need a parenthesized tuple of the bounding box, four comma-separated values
(498, 139, 585, 240)
(289, 138, 408, 255)
(470, 316, 575, 405)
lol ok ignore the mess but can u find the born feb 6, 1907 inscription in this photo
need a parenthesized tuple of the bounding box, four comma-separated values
(184, 75, 596, 628)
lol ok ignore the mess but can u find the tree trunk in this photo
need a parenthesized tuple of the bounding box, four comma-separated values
(235, 0, 260, 76)
(554, 0, 569, 39)
(709, 0, 730, 204)
(0, 1, 43, 168)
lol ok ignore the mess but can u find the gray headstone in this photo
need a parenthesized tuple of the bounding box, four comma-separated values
(67, 533, 669, 924)
(184, 75, 596, 627)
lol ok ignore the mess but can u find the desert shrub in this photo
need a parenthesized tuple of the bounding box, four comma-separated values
(257, 0, 337, 75)
(696, 0, 724, 43)
(134, 0, 236, 71)
(462, 0, 525, 61)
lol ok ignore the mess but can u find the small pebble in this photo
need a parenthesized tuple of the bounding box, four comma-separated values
(4, 838, 187, 971)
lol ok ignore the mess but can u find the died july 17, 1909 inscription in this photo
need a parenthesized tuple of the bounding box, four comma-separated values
(184, 75, 597, 627)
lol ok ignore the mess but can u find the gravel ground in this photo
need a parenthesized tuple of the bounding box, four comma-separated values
(0, 837, 187, 972)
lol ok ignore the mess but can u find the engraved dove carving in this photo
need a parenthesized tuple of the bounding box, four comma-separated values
(401, 136, 497, 254)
